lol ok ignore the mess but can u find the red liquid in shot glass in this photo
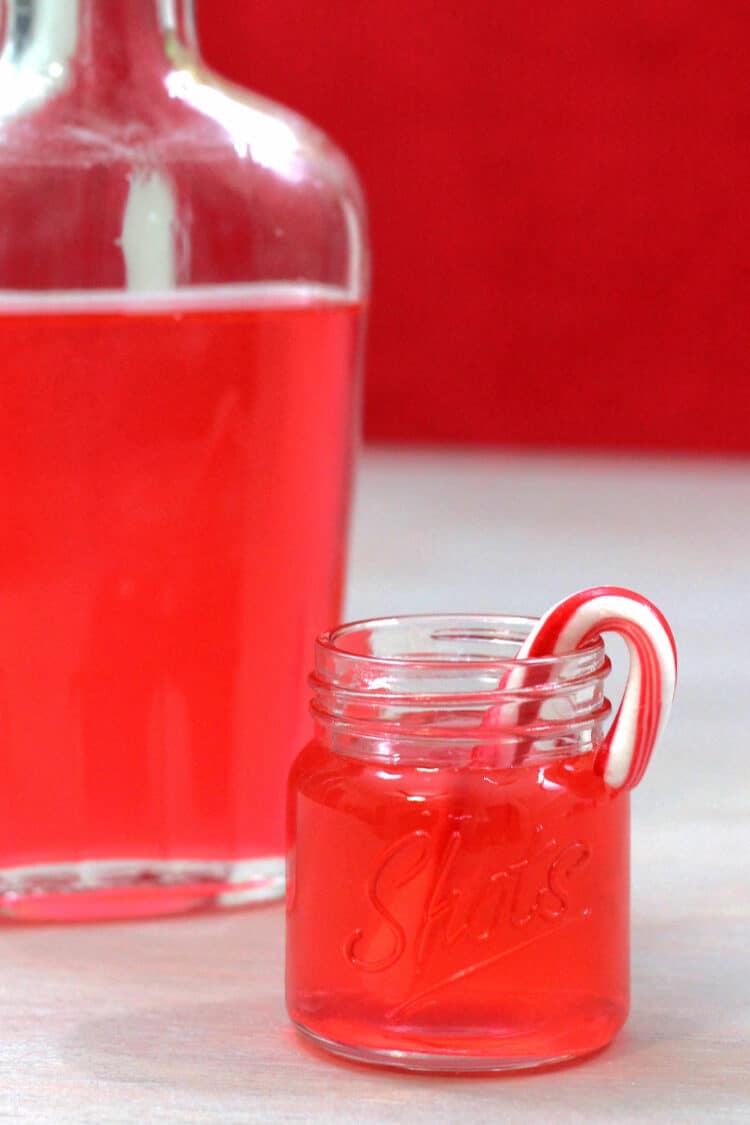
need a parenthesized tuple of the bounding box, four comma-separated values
(0, 292, 362, 919)
(286, 741, 630, 1068)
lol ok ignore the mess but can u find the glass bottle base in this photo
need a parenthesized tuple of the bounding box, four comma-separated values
(294, 1022, 584, 1074)
(0, 857, 285, 922)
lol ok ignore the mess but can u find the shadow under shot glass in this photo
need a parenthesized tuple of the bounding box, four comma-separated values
(286, 614, 630, 1071)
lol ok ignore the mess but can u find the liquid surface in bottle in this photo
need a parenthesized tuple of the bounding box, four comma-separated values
(287, 742, 630, 1069)
(0, 286, 362, 918)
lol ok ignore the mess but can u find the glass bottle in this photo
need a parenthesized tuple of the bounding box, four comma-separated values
(287, 615, 630, 1071)
(0, 0, 368, 920)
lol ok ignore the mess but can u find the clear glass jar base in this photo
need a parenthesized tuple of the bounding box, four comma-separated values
(0, 857, 285, 922)
(294, 1023, 586, 1074)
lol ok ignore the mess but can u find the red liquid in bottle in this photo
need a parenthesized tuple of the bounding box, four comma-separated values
(287, 741, 630, 1069)
(0, 289, 362, 920)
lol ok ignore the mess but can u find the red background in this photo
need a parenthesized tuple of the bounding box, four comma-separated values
(199, 2, 750, 453)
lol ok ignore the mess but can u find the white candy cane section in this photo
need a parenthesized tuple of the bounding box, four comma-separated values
(518, 587, 677, 790)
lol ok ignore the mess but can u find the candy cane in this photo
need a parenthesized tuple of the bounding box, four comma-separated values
(483, 587, 676, 786)
(512, 587, 677, 790)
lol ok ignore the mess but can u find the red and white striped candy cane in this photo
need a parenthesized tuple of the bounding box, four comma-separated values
(515, 586, 677, 790)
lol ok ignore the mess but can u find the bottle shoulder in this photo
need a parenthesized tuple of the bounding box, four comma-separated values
(0, 50, 363, 199)
(0, 53, 368, 295)
(178, 56, 363, 194)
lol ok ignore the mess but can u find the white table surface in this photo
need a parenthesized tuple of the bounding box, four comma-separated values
(2, 447, 749, 1124)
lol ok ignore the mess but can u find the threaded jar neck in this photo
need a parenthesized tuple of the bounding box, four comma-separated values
(311, 614, 612, 766)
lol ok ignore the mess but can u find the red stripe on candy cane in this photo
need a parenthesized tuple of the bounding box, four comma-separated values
(483, 589, 676, 786)
(516, 587, 677, 790)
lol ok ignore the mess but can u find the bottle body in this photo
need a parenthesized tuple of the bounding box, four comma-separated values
(0, 1, 367, 919)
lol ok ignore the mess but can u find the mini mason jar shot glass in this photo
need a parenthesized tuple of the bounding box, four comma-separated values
(286, 591, 676, 1072)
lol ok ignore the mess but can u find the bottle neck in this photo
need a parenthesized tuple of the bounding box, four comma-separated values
(1, 0, 199, 75)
